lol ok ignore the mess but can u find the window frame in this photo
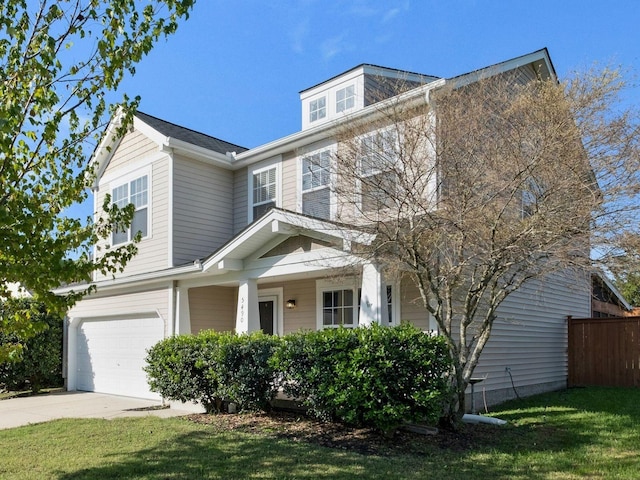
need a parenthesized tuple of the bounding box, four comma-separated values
(316, 278, 399, 330)
(248, 157, 282, 223)
(110, 170, 150, 246)
(336, 84, 355, 113)
(309, 96, 327, 123)
(358, 128, 400, 214)
(299, 147, 334, 220)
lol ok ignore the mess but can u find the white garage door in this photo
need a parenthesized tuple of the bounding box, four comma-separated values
(76, 316, 164, 400)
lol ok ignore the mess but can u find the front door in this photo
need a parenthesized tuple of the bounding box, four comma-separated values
(258, 296, 276, 335)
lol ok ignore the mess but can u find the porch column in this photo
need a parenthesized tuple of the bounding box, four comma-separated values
(66, 317, 79, 391)
(236, 278, 260, 333)
(359, 262, 388, 326)
(175, 286, 191, 335)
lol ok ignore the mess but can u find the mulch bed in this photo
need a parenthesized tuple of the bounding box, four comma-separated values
(186, 410, 500, 456)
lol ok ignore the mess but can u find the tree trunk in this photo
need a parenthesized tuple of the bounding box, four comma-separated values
(439, 364, 467, 430)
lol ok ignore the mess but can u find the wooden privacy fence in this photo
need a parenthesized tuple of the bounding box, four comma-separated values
(568, 316, 640, 388)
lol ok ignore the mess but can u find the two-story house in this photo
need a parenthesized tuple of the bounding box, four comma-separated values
(61, 48, 591, 404)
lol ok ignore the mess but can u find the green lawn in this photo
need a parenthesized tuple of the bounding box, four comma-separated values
(1, 387, 639, 479)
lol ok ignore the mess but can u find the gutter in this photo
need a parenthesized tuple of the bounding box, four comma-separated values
(231, 78, 447, 168)
(53, 262, 203, 295)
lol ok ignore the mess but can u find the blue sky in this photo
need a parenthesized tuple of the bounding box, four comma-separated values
(69, 0, 639, 220)
(118, 0, 639, 149)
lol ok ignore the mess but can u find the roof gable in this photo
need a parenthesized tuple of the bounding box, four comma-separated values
(201, 209, 375, 274)
(91, 111, 248, 185)
(134, 111, 248, 155)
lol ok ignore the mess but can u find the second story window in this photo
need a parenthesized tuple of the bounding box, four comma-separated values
(359, 130, 398, 213)
(252, 166, 277, 219)
(336, 85, 355, 112)
(112, 175, 149, 245)
(301, 150, 331, 220)
(309, 96, 326, 123)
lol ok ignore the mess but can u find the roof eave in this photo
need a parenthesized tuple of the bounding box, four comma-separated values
(233, 78, 446, 167)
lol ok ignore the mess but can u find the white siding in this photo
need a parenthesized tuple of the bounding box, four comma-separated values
(173, 154, 234, 264)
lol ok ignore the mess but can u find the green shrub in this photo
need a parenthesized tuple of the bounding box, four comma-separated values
(145, 330, 280, 413)
(144, 333, 220, 413)
(206, 331, 281, 412)
(272, 324, 452, 434)
(0, 299, 63, 392)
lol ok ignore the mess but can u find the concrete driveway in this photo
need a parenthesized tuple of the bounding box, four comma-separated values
(0, 391, 193, 430)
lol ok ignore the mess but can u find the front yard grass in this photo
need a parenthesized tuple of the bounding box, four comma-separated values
(1, 386, 639, 479)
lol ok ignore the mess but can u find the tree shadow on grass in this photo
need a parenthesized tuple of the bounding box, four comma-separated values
(54, 426, 407, 480)
(51, 388, 640, 480)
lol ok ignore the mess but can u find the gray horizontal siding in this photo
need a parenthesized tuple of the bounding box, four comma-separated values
(68, 286, 171, 335)
(233, 167, 248, 234)
(108, 130, 157, 171)
(173, 154, 234, 264)
(473, 270, 591, 392)
(189, 286, 236, 333)
(94, 151, 171, 280)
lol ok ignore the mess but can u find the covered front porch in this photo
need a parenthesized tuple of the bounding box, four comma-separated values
(170, 209, 416, 336)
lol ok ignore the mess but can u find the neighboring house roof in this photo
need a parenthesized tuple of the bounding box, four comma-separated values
(592, 271, 633, 311)
(134, 111, 248, 155)
(3, 282, 32, 299)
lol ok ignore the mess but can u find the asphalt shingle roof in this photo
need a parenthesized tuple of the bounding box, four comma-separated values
(135, 111, 248, 155)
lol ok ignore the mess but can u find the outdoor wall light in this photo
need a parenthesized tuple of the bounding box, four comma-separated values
(285, 299, 296, 309)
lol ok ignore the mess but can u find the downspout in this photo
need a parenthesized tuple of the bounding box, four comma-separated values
(170, 280, 177, 337)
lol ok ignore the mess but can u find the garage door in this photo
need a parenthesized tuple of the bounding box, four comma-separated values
(76, 316, 165, 400)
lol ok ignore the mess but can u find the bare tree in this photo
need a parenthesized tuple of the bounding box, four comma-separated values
(332, 67, 640, 426)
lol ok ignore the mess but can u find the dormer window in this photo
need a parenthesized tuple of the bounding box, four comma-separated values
(309, 97, 326, 123)
(336, 85, 355, 113)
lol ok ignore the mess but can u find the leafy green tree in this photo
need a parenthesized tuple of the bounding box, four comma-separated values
(614, 271, 640, 307)
(0, 0, 195, 362)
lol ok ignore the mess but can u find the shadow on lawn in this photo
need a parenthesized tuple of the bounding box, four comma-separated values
(55, 427, 401, 480)
(55, 387, 640, 480)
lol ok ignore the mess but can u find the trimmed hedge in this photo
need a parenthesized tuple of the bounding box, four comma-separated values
(271, 324, 451, 434)
(145, 330, 280, 413)
(145, 324, 452, 434)
(0, 299, 63, 392)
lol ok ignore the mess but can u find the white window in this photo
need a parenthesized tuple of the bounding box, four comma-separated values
(301, 150, 331, 220)
(112, 175, 148, 245)
(317, 280, 397, 329)
(252, 167, 277, 220)
(322, 288, 356, 327)
(358, 285, 395, 326)
(309, 96, 326, 123)
(336, 85, 355, 113)
(359, 130, 398, 213)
